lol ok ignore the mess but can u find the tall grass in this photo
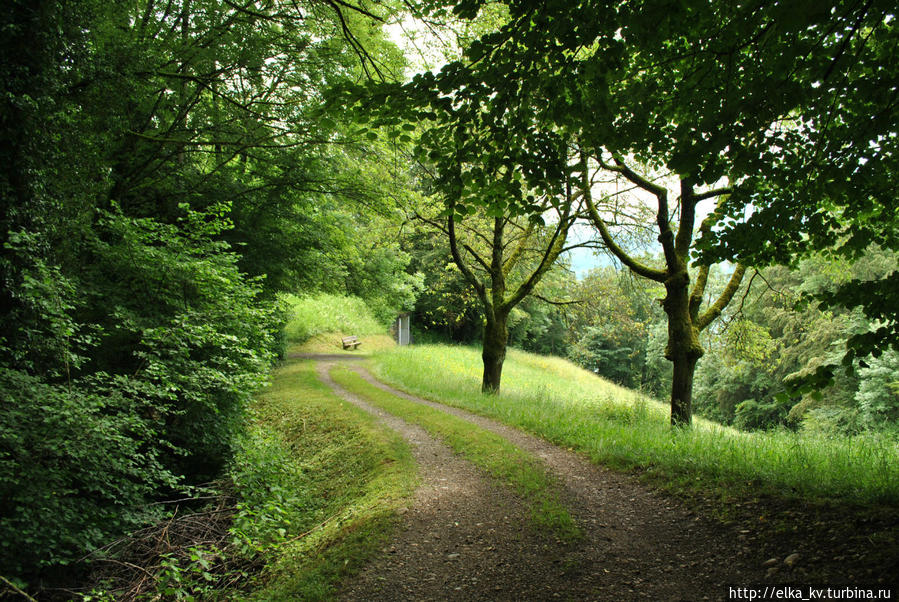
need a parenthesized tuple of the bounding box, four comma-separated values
(282, 293, 385, 342)
(373, 345, 899, 506)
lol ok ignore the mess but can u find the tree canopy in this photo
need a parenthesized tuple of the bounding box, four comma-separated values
(337, 0, 899, 423)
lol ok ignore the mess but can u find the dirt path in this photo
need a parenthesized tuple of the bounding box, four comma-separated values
(334, 362, 771, 600)
(313, 358, 896, 600)
(317, 361, 590, 600)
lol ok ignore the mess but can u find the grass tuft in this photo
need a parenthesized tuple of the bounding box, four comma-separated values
(372, 345, 899, 506)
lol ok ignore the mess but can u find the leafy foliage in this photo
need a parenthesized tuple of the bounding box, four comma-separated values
(0, 205, 281, 579)
(0, 0, 410, 587)
(0, 370, 172, 575)
(855, 350, 899, 430)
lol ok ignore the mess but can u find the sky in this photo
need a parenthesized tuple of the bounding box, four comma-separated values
(568, 246, 604, 279)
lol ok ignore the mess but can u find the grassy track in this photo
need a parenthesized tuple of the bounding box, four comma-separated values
(242, 359, 416, 601)
(329, 366, 580, 540)
(372, 345, 899, 506)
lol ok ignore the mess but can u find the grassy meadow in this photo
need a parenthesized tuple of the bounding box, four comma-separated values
(372, 345, 899, 506)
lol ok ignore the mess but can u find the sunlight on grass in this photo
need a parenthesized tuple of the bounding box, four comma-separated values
(373, 345, 899, 505)
(288, 333, 396, 355)
(282, 293, 386, 342)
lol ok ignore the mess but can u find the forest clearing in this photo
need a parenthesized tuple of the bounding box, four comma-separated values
(3, 0, 899, 599)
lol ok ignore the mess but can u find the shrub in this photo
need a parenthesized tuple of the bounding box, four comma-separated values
(0, 370, 174, 577)
(0, 208, 281, 584)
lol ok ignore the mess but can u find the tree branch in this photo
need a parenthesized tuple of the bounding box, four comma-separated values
(583, 155, 667, 284)
(696, 264, 747, 331)
(598, 153, 668, 197)
(462, 242, 493, 273)
(692, 186, 732, 202)
(503, 183, 576, 311)
(689, 263, 711, 321)
(502, 220, 535, 276)
(448, 211, 489, 309)
(675, 179, 697, 259)
(533, 293, 582, 306)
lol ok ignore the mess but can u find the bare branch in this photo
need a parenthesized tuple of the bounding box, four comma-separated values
(689, 263, 711, 321)
(598, 153, 668, 198)
(533, 293, 582, 306)
(583, 152, 667, 283)
(463, 242, 494, 273)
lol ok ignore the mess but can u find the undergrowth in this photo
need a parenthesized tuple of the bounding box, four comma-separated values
(373, 345, 899, 507)
(80, 359, 416, 601)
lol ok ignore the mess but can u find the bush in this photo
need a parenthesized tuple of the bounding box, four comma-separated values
(0, 370, 174, 576)
(802, 406, 865, 436)
(568, 326, 644, 388)
(0, 209, 281, 584)
(88, 210, 281, 481)
(734, 398, 791, 431)
(856, 350, 899, 428)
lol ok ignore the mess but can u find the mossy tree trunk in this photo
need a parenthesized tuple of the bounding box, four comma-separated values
(481, 310, 509, 393)
(663, 268, 705, 427)
(585, 152, 747, 427)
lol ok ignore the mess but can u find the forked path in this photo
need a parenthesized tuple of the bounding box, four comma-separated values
(317, 360, 766, 600)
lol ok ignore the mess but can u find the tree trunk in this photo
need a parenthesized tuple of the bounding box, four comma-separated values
(670, 353, 698, 427)
(481, 312, 509, 394)
(663, 269, 704, 427)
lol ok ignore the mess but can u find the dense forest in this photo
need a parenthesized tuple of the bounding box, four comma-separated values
(2, 0, 897, 596)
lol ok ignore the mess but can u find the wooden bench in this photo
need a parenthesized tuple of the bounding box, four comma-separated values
(341, 335, 361, 350)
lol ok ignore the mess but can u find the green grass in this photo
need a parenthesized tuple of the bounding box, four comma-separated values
(241, 359, 416, 601)
(282, 293, 386, 343)
(372, 345, 899, 506)
(329, 366, 580, 540)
